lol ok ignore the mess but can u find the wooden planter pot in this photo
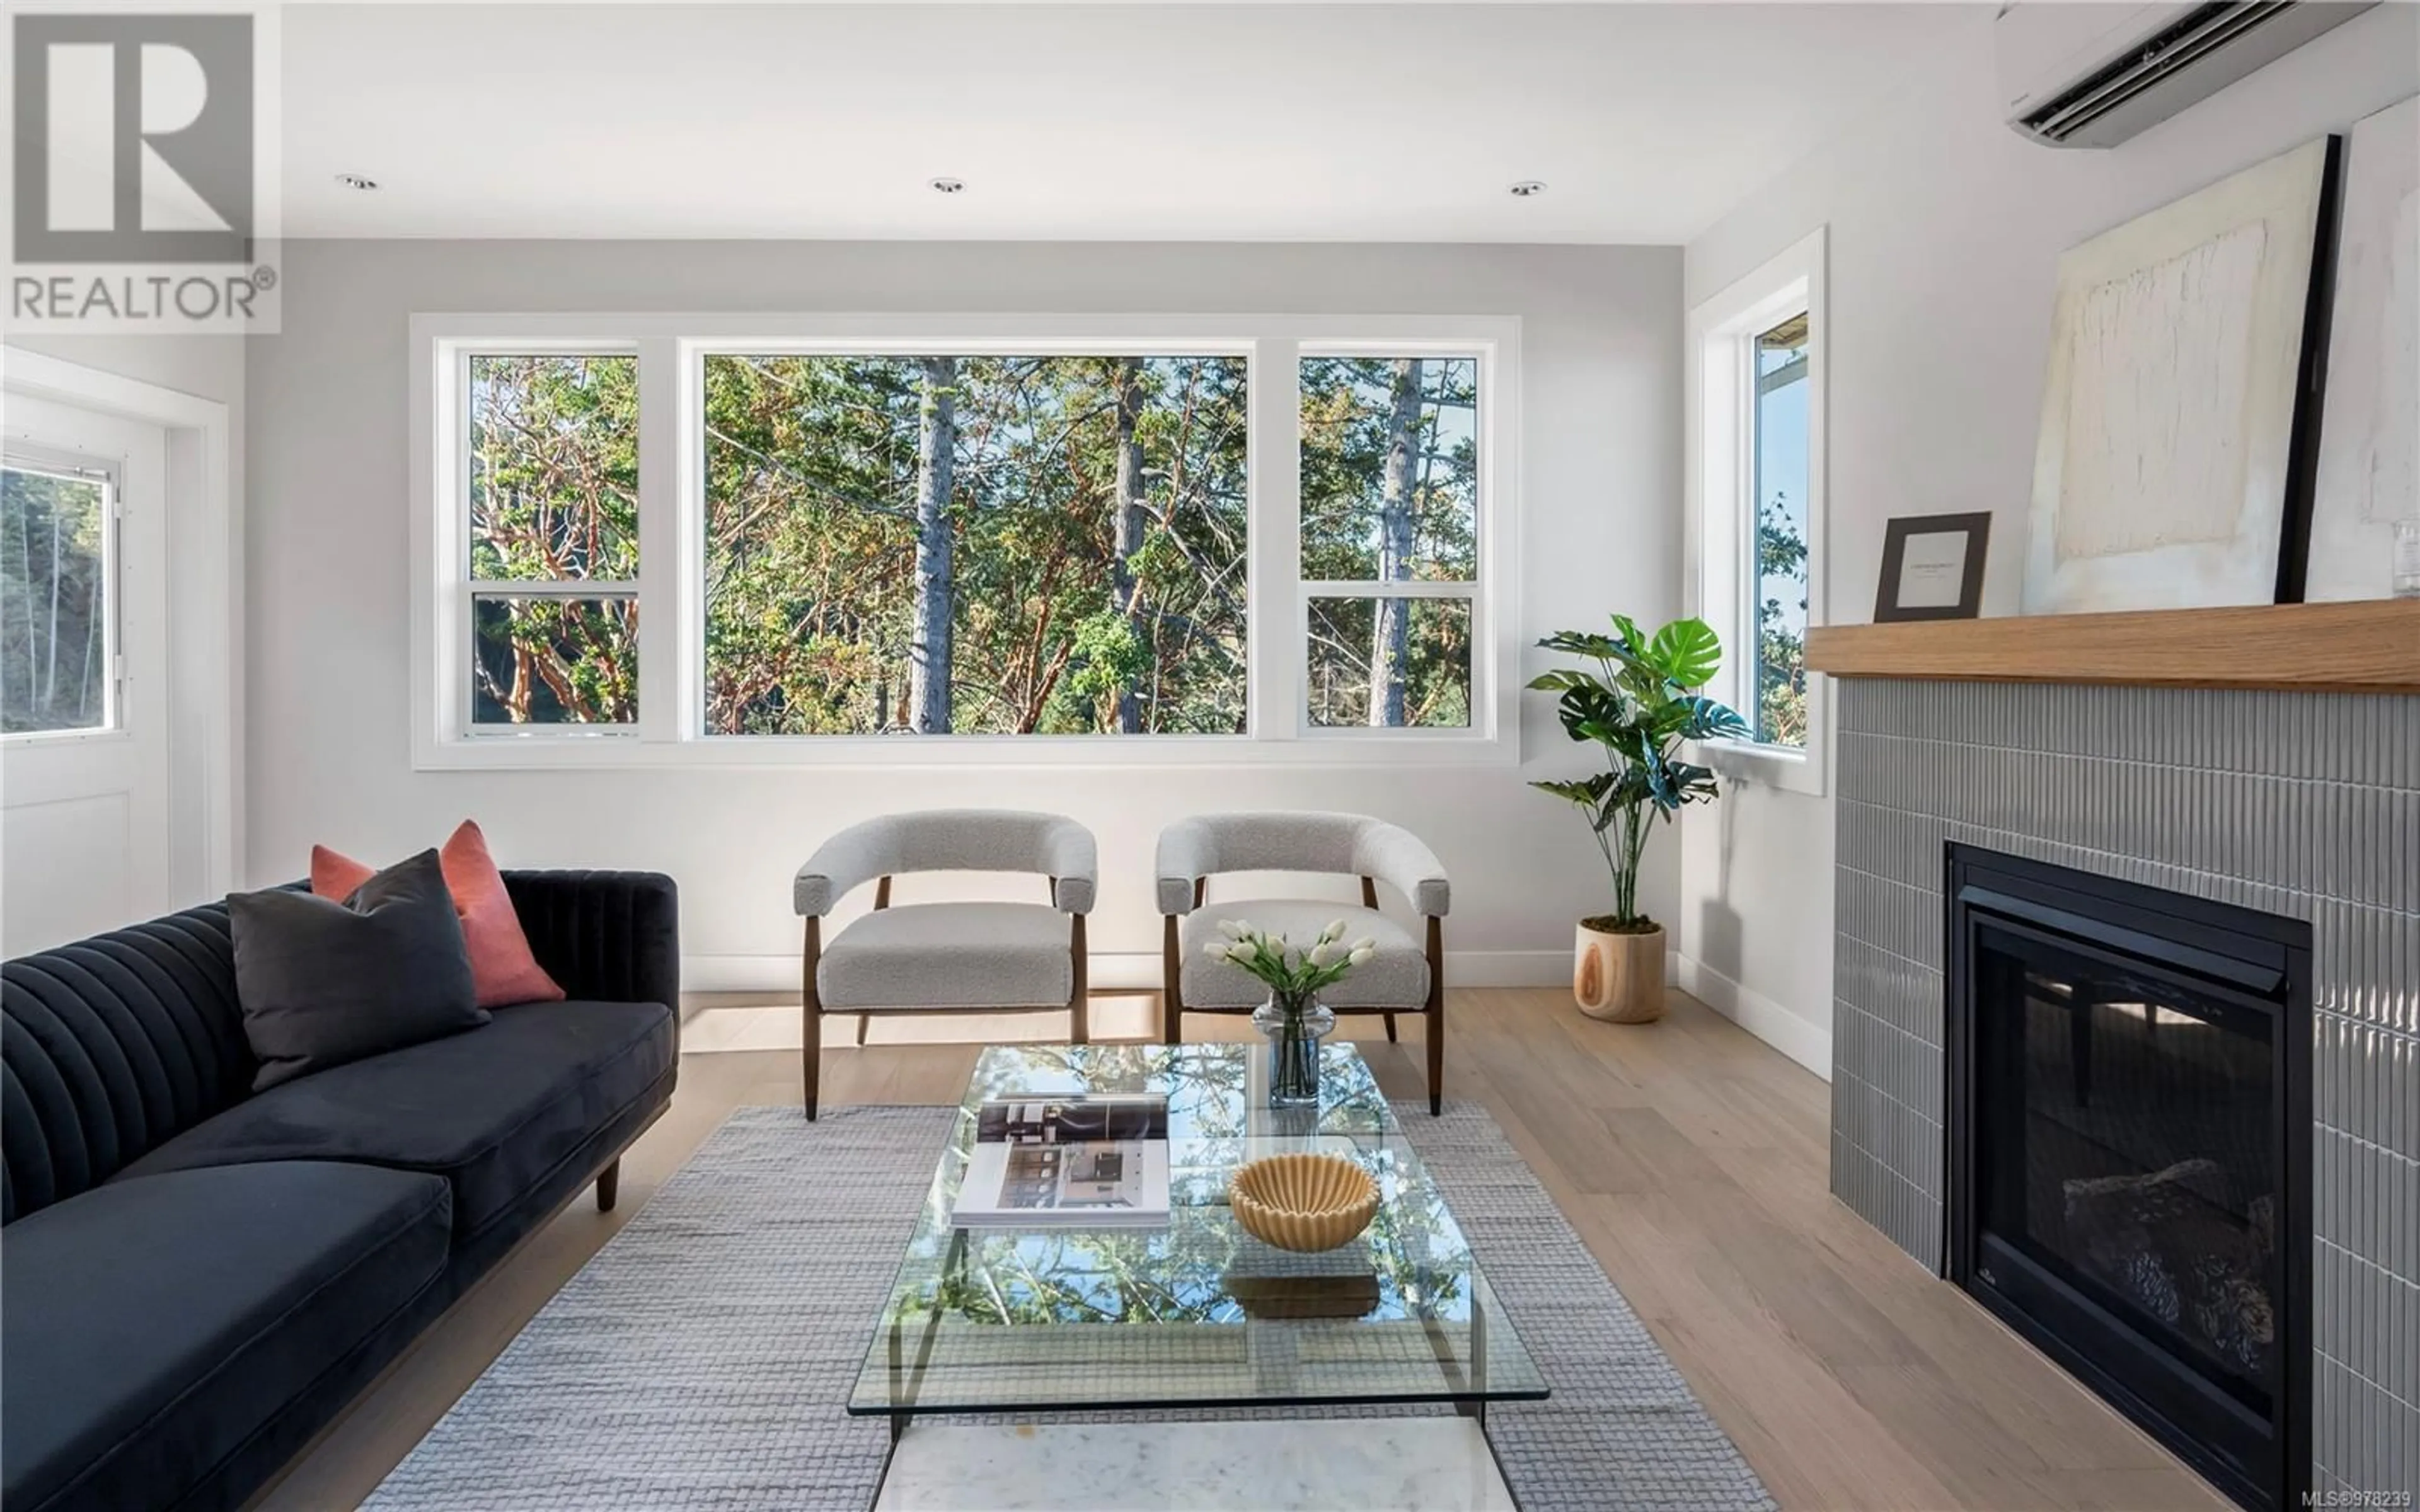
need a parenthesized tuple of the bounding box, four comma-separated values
(1574, 920, 1666, 1023)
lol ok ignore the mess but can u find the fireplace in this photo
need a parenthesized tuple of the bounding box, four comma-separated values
(1945, 845, 2310, 1512)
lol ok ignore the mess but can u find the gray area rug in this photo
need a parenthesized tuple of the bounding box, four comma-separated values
(368, 1104, 1773, 1511)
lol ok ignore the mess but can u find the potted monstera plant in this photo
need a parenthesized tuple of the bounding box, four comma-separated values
(1529, 615, 1747, 1022)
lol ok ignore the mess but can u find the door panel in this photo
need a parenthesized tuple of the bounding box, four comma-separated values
(3, 794, 132, 949)
(3, 394, 171, 954)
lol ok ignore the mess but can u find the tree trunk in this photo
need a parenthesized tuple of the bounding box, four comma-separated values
(909, 356, 957, 734)
(78, 551, 100, 723)
(19, 501, 37, 711)
(43, 495, 63, 713)
(1110, 358, 1147, 733)
(1369, 358, 1422, 726)
(509, 642, 534, 723)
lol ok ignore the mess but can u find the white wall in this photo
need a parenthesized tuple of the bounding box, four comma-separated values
(244, 240, 1681, 988)
(1676, 5, 2420, 1074)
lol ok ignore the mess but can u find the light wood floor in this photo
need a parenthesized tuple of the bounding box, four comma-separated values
(255, 988, 2227, 1512)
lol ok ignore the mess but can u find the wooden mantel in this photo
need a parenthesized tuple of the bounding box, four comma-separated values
(1806, 600, 2420, 694)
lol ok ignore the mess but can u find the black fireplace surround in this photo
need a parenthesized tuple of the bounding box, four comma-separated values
(1945, 845, 2310, 1512)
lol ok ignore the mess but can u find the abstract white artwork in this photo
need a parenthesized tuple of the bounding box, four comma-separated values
(2024, 138, 2336, 614)
(2308, 96, 2419, 601)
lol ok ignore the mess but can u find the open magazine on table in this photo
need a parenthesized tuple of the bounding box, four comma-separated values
(953, 1094, 1170, 1228)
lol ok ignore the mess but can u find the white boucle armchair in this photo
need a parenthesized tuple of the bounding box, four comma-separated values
(1155, 811, 1451, 1114)
(793, 810, 1097, 1119)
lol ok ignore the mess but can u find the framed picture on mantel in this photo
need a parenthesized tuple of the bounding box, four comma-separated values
(1875, 513, 1990, 622)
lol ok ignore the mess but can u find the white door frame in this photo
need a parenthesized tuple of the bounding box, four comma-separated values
(1, 346, 239, 902)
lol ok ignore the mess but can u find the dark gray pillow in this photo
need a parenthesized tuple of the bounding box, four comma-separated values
(229, 849, 487, 1090)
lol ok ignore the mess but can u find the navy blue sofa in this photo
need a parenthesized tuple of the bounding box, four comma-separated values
(0, 872, 681, 1512)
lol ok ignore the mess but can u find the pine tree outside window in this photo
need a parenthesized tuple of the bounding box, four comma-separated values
(700, 353, 1248, 736)
(1299, 355, 1480, 731)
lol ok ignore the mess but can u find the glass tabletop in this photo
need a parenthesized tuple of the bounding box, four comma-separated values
(846, 1043, 1548, 1417)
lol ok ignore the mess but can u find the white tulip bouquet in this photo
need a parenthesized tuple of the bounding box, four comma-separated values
(1202, 918, 1378, 1001)
(1204, 919, 1376, 1103)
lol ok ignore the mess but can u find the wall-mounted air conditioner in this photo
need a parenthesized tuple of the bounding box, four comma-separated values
(1998, 1, 2378, 149)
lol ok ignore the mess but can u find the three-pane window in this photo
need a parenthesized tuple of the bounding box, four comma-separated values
(426, 322, 1511, 762)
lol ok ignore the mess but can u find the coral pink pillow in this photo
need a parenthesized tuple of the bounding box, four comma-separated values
(311, 821, 565, 1009)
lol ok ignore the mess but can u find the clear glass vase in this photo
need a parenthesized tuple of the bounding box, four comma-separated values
(1252, 992, 1335, 1107)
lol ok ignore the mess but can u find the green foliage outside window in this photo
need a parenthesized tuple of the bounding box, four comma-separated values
(1756, 498, 1809, 747)
(2, 467, 109, 735)
(468, 355, 640, 724)
(703, 354, 1248, 735)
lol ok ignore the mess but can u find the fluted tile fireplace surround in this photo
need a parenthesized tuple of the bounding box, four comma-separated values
(1809, 603, 2418, 1511)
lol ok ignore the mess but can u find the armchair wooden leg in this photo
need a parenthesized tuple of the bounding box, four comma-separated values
(855, 1014, 870, 1047)
(1383, 1013, 1399, 1042)
(802, 915, 824, 1121)
(1069, 914, 1090, 1044)
(1161, 914, 1184, 1046)
(1425, 916, 1445, 1116)
(596, 1158, 620, 1212)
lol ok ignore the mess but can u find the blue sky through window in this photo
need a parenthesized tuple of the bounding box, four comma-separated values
(1751, 328, 1809, 746)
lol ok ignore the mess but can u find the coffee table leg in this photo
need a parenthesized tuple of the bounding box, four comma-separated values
(889, 1230, 970, 1446)
(1412, 1292, 1484, 1421)
(1469, 1290, 1489, 1423)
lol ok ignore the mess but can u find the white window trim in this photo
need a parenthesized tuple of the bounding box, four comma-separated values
(409, 312, 1521, 770)
(1685, 229, 1828, 798)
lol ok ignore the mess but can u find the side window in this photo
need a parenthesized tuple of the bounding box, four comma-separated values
(463, 353, 640, 726)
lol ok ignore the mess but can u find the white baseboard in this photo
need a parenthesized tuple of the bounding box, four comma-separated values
(682, 948, 1572, 995)
(1671, 953, 1832, 1080)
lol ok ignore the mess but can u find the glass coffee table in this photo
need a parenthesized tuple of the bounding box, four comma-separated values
(851, 1043, 1547, 1510)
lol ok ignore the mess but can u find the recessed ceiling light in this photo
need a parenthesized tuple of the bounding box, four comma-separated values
(335, 173, 379, 191)
(930, 177, 965, 195)
(1509, 180, 1547, 198)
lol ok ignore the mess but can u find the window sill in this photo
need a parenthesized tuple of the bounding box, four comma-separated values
(1699, 736, 1827, 798)
(412, 730, 1522, 772)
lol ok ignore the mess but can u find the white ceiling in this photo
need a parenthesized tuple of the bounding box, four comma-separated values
(279, 3, 1983, 243)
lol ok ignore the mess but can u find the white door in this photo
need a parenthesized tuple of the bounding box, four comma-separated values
(2, 394, 173, 954)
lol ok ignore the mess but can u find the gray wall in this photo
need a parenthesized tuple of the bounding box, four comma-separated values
(243, 239, 1682, 987)
(1675, 3, 2419, 1067)
(1832, 678, 2419, 1501)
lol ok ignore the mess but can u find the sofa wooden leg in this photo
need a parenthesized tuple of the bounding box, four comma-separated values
(1383, 1012, 1399, 1043)
(596, 1158, 620, 1212)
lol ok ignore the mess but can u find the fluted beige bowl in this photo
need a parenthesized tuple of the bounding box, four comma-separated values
(1228, 1152, 1381, 1253)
